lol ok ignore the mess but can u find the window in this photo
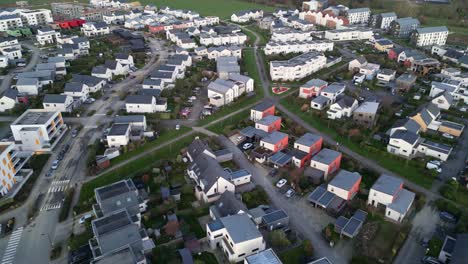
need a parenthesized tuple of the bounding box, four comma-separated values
(238, 254, 245, 257)
(252, 248, 259, 252)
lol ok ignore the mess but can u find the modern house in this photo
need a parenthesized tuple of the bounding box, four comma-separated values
(259, 131, 289, 153)
(345, 8, 370, 24)
(299, 79, 328, 98)
(368, 174, 415, 222)
(389, 17, 420, 38)
(270, 52, 327, 81)
(231, 9, 263, 23)
(255, 116, 281, 133)
(42, 94, 74, 113)
(353, 101, 380, 128)
(250, 101, 275, 122)
(106, 124, 130, 148)
(125, 95, 167, 113)
(292, 132, 323, 167)
(327, 96, 358, 120)
(310, 148, 342, 180)
(410, 26, 449, 47)
(327, 170, 361, 201)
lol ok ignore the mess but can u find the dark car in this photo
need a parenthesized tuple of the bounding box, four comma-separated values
(268, 169, 278, 177)
(439, 211, 457, 223)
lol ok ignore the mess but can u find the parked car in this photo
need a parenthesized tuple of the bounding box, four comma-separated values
(175, 124, 180, 130)
(285, 189, 295, 198)
(51, 160, 60, 170)
(242, 143, 253, 150)
(276, 179, 287, 188)
(71, 129, 78, 138)
(429, 160, 442, 167)
(460, 107, 467, 112)
(442, 133, 454, 139)
(79, 214, 93, 224)
(439, 211, 457, 223)
(268, 168, 278, 177)
(45, 169, 54, 178)
(421, 256, 441, 264)
(426, 162, 441, 173)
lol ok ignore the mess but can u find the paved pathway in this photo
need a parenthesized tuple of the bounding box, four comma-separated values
(0, 227, 23, 264)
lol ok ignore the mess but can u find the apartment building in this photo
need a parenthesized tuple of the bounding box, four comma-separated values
(324, 28, 374, 41)
(10, 109, 65, 151)
(389, 17, 420, 38)
(0, 15, 23, 32)
(207, 214, 265, 262)
(208, 74, 254, 107)
(199, 32, 247, 46)
(271, 28, 312, 42)
(346, 8, 371, 24)
(42, 94, 74, 113)
(264, 40, 333, 55)
(376, 12, 397, 29)
(410, 26, 449, 47)
(0, 142, 31, 196)
(270, 52, 327, 81)
(51, 3, 84, 19)
(300, 10, 349, 29)
(36, 27, 61, 45)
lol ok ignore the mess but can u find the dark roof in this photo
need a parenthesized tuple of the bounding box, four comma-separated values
(126, 95, 154, 104)
(262, 209, 288, 224)
(329, 170, 361, 191)
(114, 115, 145, 124)
(391, 130, 419, 144)
(269, 151, 292, 166)
(295, 132, 321, 147)
(371, 174, 403, 196)
(115, 53, 130, 60)
(105, 60, 119, 70)
(451, 234, 468, 264)
(108, 123, 130, 136)
(43, 94, 68, 104)
(72, 74, 106, 86)
(2, 88, 18, 100)
(64, 82, 85, 93)
(92, 65, 109, 74)
(252, 101, 274, 112)
(311, 148, 341, 165)
(210, 192, 248, 219)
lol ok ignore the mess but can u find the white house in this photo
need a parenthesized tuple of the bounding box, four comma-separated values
(104, 60, 128, 76)
(125, 95, 167, 113)
(81, 22, 110, 37)
(264, 40, 334, 55)
(320, 82, 345, 103)
(271, 28, 312, 42)
(63, 82, 89, 102)
(231, 9, 263, 23)
(208, 79, 237, 107)
(387, 129, 421, 158)
(359, 63, 380, 80)
(0, 89, 18, 112)
(91, 65, 113, 81)
(43, 94, 74, 113)
(431, 91, 453, 110)
(324, 28, 373, 41)
(207, 214, 265, 262)
(71, 74, 107, 93)
(368, 174, 415, 222)
(142, 79, 164, 90)
(327, 96, 358, 119)
(0, 56, 7, 68)
(106, 123, 130, 148)
(35, 27, 60, 45)
(115, 53, 134, 68)
(376, 69, 396, 85)
(16, 78, 40, 95)
(346, 8, 371, 24)
(327, 170, 362, 200)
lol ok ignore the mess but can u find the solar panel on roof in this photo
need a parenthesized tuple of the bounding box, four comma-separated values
(97, 181, 130, 200)
(317, 191, 335, 208)
(262, 210, 288, 224)
(342, 217, 363, 237)
(308, 186, 326, 202)
(94, 211, 131, 235)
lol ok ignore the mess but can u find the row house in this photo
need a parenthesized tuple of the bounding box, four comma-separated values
(231, 9, 263, 23)
(199, 32, 247, 46)
(159, 7, 200, 21)
(324, 28, 374, 41)
(282, 16, 315, 31)
(207, 74, 254, 107)
(270, 27, 312, 42)
(165, 30, 197, 49)
(0, 8, 53, 29)
(0, 14, 23, 32)
(410, 26, 449, 47)
(264, 39, 334, 55)
(195, 45, 242, 60)
(270, 52, 327, 81)
(389, 17, 420, 38)
(81, 22, 110, 37)
(125, 95, 167, 113)
(300, 10, 349, 29)
(54, 19, 86, 29)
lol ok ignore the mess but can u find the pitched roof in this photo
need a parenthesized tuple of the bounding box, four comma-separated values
(64, 82, 85, 93)
(2, 88, 18, 100)
(126, 95, 154, 104)
(391, 129, 419, 144)
(210, 192, 248, 219)
(43, 94, 69, 104)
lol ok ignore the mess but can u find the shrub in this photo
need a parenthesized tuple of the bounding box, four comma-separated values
(269, 230, 290, 248)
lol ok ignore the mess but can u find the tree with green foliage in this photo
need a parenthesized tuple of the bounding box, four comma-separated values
(303, 239, 314, 257)
(269, 229, 290, 248)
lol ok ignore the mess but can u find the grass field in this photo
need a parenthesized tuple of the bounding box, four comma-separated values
(149, 0, 278, 19)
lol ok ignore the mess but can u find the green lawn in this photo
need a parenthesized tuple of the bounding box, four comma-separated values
(245, 25, 270, 46)
(75, 133, 200, 213)
(150, 0, 278, 19)
(280, 98, 434, 188)
(206, 109, 249, 134)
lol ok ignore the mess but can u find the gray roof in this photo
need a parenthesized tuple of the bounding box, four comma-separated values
(311, 96, 330, 105)
(295, 133, 321, 147)
(210, 192, 248, 219)
(219, 214, 262, 243)
(16, 78, 38, 86)
(311, 148, 341, 165)
(380, 12, 397, 18)
(126, 95, 154, 104)
(269, 151, 292, 166)
(371, 174, 403, 196)
(391, 130, 419, 144)
(347, 8, 370, 13)
(309, 257, 333, 264)
(355, 101, 379, 114)
(2, 88, 18, 100)
(270, 52, 322, 68)
(303, 78, 327, 88)
(239, 126, 269, 139)
(47, 57, 66, 64)
(217, 56, 240, 74)
(92, 65, 109, 74)
(108, 123, 130, 136)
(393, 119, 421, 134)
(95, 179, 141, 217)
(188, 154, 230, 191)
(252, 101, 274, 112)
(115, 53, 131, 60)
(451, 234, 468, 264)
(261, 131, 288, 145)
(256, 115, 280, 126)
(416, 26, 449, 34)
(208, 79, 236, 94)
(114, 115, 145, 124)
(43, 94, 68, 104)
(394, 17, 420, 27)
(72, 74, 106, 86)
(142, 79, 163, 86)
(322, 83, 345, 94)
(397, 73, 417, 83)
(187, 139, 213, 160)
(151, 70, 173, 79)
(387, 188, 415, 214)
(329, 170, 361, 191)
(244, 248, 282, 264)
(262, 209, 288, 224)
(420, 140, 452, 155)
(64, 82, 85, 93)
(105, 60, 119, 70)
(335, 96, 357, 109)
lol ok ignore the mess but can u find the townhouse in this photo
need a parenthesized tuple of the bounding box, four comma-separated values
(250, 101, 275, 122)
(199, 32, 247, 46)
(368, 175, 415, 222)
(299, 78, 328, 98)
(345, 8, 371, 24)
(231, 9, 263, 23)
(324, 28, 374, 41)
(165, 30, 197, 49)
(202, 46, 242, 60)
(42, 94, 74, 113)
(264, 39, 334, 55)
(410, 26, 449, 47)
(319, 82, 346, 103)
(10, 109, 66, 151)
(310, 148, 342, 180)
(300, 10, 349, 29)
(186, 139, 251, 202)
(81, 22, 110, 37)
(353, 101, 380, 128)
(0, 14, 23, 32)
(270, 52, 327, 81)
(389, 17, 420, 38)
(125, 95, 167, 113)
(91, 65, 113, 81)
(217, 56, 240, 79)
(207, 214, 265, 262)
(0, 141, 32, 196)
(327, 96, 358, 120)
(292, 132, 323, 167)
(16, 70, 54, 87)
(271, 28, 312, 42)
(283, 16, 315, 31)
(71, 74, 107, 93)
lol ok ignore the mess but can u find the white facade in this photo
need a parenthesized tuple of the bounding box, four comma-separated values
(18, 9, 53, 26)
(324, 28, 373, 41)
(10, 110, 65, 151)
(43, 96, 74, 113)
(326, 98, 358, 119)
(270, 52, 327, 81)
(346, 8, 371, 24)
(0, 94, 16, 112)
(271, 28, 312, 42)
(264, 40, 333, 55)
(231, 10, 263, 23)
(36, 28, 61, 45)
(107, 128, 130, 148)
(411, 27, 449, 47)
(0, 15, 23, 31)
(81, 22, 110, 37)
(199, 33, 247, 46)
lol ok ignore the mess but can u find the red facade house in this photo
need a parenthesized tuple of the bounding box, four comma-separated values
(310, 148, 342, 180)
(260, 131, 289, 153)
(55, 19, 86, 29)
(291, 133, 323, 167)
(255, 115, 281, 133)
(250, 101, 275, 122)
(299, 78, 328, 98)
(149, 24, 165, 33)
(328, 170, 362, 200)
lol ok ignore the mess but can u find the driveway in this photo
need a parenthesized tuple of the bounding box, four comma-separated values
(216, 135, 353, 264)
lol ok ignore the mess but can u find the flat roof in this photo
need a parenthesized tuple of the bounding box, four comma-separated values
(245, 248, 282, 264)
(262, 209, 288, 224)
(13, 109, 57, 126)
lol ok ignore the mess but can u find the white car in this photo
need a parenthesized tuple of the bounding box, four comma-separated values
(285, 189, 295, 198)
(442, 133, 454, 139)
(460, 107, 466, 112)
(429, 160, 442, 167)
(426, 162, 442, 173)
(242, 143, 252, 150)
(276, 179, 287, 188)
(79, 214, 93, 224)
(236, 136, 243, 141)
(51, 160, 60, 170)
(175, 124, 180, 130)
